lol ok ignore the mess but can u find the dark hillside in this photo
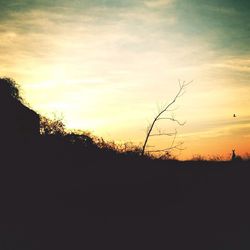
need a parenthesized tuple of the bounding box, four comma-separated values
(0, 78, 250, 249)
(1, 140, 250, 250)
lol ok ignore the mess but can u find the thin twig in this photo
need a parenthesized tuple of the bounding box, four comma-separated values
(146, 142, 184, 153)
(150, 132, 176, 137)
(157, 117, 186, 126)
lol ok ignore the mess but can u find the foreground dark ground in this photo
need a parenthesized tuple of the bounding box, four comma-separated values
(1, 139, 250, 250)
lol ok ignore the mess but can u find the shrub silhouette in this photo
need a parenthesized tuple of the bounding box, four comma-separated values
(40, 116, 66, 136)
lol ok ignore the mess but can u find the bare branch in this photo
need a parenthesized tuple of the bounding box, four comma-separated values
(165, 107, 179, 112)
(141, 80, 191, 156)
(157, 117, 186, 126)
(149, 132, 177, 137)
(146, 141, 184, 153)
(169, 129, 177, 148)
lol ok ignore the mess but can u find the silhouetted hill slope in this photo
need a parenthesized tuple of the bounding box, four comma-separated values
(0, 78, 39, 145)
(1, 77, 250, 249)
(1, 139, 250, 249)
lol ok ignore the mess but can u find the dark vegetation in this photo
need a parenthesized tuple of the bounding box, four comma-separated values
(0, 78, 250, 249)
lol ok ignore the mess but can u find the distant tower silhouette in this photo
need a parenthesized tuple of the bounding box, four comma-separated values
(231, 149, 236, 161)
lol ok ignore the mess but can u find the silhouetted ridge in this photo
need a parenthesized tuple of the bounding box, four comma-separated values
(0, 77, 40, 143)
(0, 77, 250, 250)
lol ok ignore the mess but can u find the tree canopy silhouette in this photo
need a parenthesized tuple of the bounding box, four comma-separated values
(0, 77, 23, 102)
(0, 77, 40, 141)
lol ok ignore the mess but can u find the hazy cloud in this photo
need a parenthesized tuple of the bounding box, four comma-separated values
(144, 0, 174, 8)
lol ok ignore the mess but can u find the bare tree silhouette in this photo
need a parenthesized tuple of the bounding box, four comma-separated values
(141, 80, 192, 156)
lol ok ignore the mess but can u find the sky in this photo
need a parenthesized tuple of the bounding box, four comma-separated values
(0, 0, 250, 159)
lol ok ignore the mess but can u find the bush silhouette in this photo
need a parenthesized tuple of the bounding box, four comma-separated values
(40, 116, 66, 136)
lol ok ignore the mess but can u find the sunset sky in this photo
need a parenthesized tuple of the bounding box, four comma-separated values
(0, 0, 249, 159)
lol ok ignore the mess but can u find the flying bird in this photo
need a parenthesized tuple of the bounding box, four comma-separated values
(233, 114, 236, 117)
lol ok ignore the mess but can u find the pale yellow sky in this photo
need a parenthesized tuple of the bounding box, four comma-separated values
(1, 0, 250, 159)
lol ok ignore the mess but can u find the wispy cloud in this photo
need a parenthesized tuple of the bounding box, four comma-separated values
(212, 58, 250, 73)
(182, 116, 250, 137)
(144, 0, 174, 8)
